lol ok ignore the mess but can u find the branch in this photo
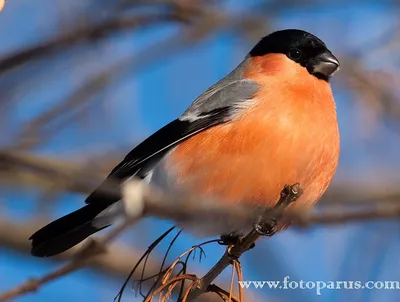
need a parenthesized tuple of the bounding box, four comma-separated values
(0, 11, 182, 73)
(185, 184, 302, 301)
(0, 0, 270, 75)
(0, 219, 135, 302)
(0, 218, 160, 279)
(321, 181, 400, 205)
(2, 149, 400, 301)
(290, 203, 400, 227)
(2, 150, 400, 228)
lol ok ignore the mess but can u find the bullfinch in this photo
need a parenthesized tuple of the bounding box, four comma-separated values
(30, 29, 340, 257)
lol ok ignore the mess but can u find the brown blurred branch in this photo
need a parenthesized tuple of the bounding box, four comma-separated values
(2, 149, 400, 301)
(0, 11, 183, 73)
(291, 204, 400, 227)
(4, 146, 400, 210)
(15, 60, 133, 149)
(0, 218, 137, 302)
(339, 58, 400, 132)
(7, 1, 270, 150)
(0, 218, 160, 279)
(321, 181, 400, 205)
(0, 0, 260, 74)
(0, 149, 107, 195)
(2, 149, 400, 227)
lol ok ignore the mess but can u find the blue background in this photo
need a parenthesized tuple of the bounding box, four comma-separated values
(1, 0, 400, 301)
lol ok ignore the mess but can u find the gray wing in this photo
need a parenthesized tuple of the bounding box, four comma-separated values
(180, 59, 259, 121)
(85, 59, 260, 205)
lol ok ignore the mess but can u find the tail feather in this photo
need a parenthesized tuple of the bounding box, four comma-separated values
(30, 203, 110, 257)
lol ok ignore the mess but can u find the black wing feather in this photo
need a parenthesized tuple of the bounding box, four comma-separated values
(85, 107, 232, 205)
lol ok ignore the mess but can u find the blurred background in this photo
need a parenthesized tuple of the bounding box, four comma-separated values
(1, 0, 400, 301)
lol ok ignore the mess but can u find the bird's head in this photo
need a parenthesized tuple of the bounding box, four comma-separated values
(249, 29, 340, 82)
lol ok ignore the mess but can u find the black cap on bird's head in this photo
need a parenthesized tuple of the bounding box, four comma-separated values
(249, 29, 340, 81)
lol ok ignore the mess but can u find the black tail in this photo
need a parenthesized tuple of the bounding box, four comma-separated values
(30, 202, 110, 257)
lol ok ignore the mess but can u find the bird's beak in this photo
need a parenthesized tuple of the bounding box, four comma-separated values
(309, 51, 340, 77)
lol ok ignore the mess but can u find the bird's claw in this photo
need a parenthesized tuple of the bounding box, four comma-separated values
(219, 232, 242, 246)
(220, 232, 255, 260)
(253, 218, 278, 236)
(226, 243, 255, 261)
(254, 183, 303, 237)
(278, 183, 303, 207)
(227, 245, 240, 261)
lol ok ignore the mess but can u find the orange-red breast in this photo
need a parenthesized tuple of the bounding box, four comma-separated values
(30, 29, 340, 257)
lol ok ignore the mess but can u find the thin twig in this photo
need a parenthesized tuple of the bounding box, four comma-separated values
(234, 261, 244, 302)
(228, 264, 235, 302)
(115, 226, 176, 302)
(208, 284, 240, 302)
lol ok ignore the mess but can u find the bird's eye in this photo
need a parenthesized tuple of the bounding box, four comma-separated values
(288, 48, 302, 61)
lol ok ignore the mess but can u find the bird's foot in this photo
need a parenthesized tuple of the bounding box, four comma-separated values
(219, 232, 255, 260)
(254, 183, 303, 237)
(253, 218, 278, 236)
(277, 183, 303, 207)
(219, 232, 243, 246)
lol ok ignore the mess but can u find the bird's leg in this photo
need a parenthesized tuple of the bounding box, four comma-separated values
(254, 183, 303, 236)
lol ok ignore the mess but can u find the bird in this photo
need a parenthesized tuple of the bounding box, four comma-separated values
(30, 29, 340, 257)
